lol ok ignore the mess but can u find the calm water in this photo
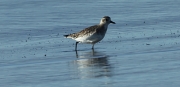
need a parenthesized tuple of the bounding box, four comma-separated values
(1, 0, 180, 87)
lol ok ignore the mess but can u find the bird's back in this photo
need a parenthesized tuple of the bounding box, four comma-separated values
(65, 25, 99, 39)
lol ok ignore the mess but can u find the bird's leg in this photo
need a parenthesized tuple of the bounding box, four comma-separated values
(75, 42, 78, 51)
(92, 47, 95, 56)
(92, 44, 95, 49)
(75, 50, 78, 58)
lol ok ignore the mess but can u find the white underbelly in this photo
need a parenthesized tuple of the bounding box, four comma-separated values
(75, 34, 104, 44)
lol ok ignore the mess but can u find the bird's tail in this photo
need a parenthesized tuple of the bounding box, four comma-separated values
(63, 35, 69, 38)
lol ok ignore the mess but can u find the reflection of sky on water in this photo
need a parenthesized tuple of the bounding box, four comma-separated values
(69, 50, 113, 79)
(1, 0, 180, 86)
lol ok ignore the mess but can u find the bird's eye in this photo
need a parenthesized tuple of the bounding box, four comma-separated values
(106, 19, 108, 21)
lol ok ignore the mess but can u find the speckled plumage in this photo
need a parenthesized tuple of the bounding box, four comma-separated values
(66, 25, 99, 39)
(64, 16, 115, 51)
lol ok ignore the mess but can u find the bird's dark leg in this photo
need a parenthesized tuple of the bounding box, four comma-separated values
(75, 50, 78, 58)
(92, 44, 94, 49)
(91, 47, 95, 56)
(75, 42, 78, 51)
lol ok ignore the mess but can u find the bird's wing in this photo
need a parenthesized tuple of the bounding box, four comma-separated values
(78, 25, 99, 35)
(68, 25, 99, 39)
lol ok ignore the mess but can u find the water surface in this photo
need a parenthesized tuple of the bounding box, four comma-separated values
(0, 0, 180, 87)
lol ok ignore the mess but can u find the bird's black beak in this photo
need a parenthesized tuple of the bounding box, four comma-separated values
(110, 21, 116, 24)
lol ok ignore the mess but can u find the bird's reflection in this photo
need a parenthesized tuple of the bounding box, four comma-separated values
(75, 49, 103, 58)
(69, 49, 112, 79)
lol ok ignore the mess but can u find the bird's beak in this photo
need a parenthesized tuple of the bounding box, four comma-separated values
(110, 21, 116, 24)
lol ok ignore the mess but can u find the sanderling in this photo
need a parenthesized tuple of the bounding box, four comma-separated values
(64, 16, 115, 51)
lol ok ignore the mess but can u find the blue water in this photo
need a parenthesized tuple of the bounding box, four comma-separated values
(1, 0, 180, 87)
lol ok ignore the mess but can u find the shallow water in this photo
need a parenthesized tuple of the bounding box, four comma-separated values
(1, 0, 180, 87)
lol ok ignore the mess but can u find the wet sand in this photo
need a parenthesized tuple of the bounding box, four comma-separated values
(1, 0, 180, 87)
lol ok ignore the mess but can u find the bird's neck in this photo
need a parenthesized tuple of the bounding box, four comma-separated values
(97, 24, 108, 35)
(99, 23, 108, 30)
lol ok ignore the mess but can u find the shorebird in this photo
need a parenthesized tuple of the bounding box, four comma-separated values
(64, 16, 115, 51)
